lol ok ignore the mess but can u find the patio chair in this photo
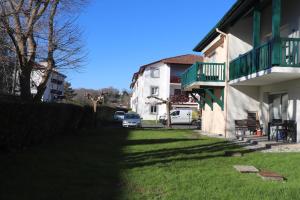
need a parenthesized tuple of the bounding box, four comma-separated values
(247, 112, 258, 135)
(280, 120, 297, 143)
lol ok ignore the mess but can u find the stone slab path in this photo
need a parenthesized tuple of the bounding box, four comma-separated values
(258, 171, 285, 181)
(233, 165, 259, 173)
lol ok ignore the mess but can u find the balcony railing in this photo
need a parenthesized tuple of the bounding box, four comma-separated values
(50, 89, 63, 95)
(281, 38, 300, 67)
(181, 62, 226, 89)
(229, 38, 300, 80)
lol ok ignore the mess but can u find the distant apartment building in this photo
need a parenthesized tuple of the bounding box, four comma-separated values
(31, 62, 66, 102)
(130, 54, 203, 120)
(182, 0, 300, 142)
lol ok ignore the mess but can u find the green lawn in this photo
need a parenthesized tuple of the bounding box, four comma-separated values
(1, 128, 300, 200)
(142, 120, 160, 125)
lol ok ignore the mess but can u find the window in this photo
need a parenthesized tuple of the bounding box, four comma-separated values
(150, 105, 158, 114)
(150, 87, 159, 96)
(270, 93, 288, 120)
(151, 68, 160, 78)
(171, 111, 180, 116)
(174, 89, 181, 95)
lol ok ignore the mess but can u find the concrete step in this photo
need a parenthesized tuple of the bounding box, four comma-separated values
(235, 135, 284, 151)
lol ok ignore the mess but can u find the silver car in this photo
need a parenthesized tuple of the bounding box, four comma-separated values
(114, 111, 125, 121)
(123, 113, 142, 128)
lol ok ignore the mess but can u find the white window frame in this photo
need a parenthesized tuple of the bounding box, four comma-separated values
(150, 105, 158, 115)
(150, 86, 159, 96)
(151, 68, 160, 78)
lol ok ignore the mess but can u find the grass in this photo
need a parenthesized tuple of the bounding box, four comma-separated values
(1, 128, 300, 200)
(142, 120, 160, 125)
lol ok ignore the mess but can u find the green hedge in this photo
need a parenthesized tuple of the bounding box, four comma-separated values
(0, 102, 94, 151)
(0, 100, 129, 151)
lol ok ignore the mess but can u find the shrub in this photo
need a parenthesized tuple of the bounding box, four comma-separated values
(0, 102, 90, 151)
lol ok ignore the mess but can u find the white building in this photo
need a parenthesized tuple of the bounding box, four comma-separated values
(130, 54, 203, 120)
(31, 63, 66, 102)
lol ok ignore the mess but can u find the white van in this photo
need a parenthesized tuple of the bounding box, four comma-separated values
(159, 109, 196, 125)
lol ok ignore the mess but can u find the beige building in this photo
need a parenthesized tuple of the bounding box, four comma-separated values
(182, 0, 300, 142)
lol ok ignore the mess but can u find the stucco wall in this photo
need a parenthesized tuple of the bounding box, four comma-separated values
(227, 12, 253, 61)
(226, 78, 300, 141)
(259, 78, 300, 142)
(203, 35, 227, 63)
(281, 0, 300, 38)
(202, 101, 226, 135)
(200, 33, 227, 135)
(198, 0, 300, 139)
(226, 85, 260, 137)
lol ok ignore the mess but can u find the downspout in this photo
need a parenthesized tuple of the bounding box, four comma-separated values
(216, 28, 229, 138)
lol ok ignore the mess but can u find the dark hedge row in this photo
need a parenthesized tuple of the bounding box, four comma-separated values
(0, 102, 127, 151)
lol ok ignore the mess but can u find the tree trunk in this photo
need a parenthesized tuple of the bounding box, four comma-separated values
(19, 68, 32, 101)
(92, 101, 98, 128)
(166, 101, 172, 128)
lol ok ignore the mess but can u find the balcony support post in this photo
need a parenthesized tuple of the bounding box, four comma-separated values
(192, 89, 213, 111)
(189, 92, 205, 110)
(252, 5, 261, 73)
(272, 0, 281, 66)
(204, 88, 224, 111)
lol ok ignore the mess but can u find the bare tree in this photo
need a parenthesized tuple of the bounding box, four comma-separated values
(85, 92, 105, 127)
(0, 0, 87, 101)
(147, 96, 172, 128)
(0, 26, 18, 94)
(85, 92, 105, 113)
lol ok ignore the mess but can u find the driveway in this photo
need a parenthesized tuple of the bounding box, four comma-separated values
(141, 123, 199, 130)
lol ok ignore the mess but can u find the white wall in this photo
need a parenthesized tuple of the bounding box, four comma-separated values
(200, 33, 227, 135)
(226, 85, 260, 137)
(224, 0, 300, 139)
(259, 78, 300, 142)
(227, 13, 253, 61)
(31, 70, 65, 102)
(130, 62, 170, 120)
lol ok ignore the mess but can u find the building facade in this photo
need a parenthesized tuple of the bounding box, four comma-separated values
(182, 0, 300, 142)
(31, 63, 66, 102)
(130, 55, 203, 120)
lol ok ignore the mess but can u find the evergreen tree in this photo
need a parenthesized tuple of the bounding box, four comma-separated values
(64, 81, 77, 101)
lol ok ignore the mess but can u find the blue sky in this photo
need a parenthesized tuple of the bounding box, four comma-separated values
(66, 0, 236, 90)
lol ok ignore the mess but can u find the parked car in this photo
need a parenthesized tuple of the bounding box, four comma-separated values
(122, 113, 142, 128)
(114, 111, 125, 121)
(159, 109, 197, 125)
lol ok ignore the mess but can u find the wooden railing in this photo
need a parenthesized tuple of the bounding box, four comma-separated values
(281, 38, 300, 67)
(181, 62, 225, 89)
(230, 38, 300, 80)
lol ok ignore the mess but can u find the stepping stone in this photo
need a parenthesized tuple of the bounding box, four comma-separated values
(258, 171, 285, 181)
(233, 165, 259, 173)
(225, 151, 243, 157)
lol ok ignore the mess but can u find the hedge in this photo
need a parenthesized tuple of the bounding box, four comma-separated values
(0, 102, 95, 151)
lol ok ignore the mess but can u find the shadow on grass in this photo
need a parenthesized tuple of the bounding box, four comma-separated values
(0, 128, 259, 200)
(0, 128, 130, 200)
(123, 140, 258, 169)
(125, 138, 201, 146)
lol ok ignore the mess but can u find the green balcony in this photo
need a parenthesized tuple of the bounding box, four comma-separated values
(181, 62, 226, 90)
(229, 38, 300, 81)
